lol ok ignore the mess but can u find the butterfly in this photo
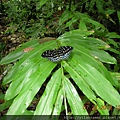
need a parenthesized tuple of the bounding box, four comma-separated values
(41, 46, 73, 62)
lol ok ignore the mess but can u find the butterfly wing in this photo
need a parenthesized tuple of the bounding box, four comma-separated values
(41, 50, 54, 57)
(41, 49, 60, 62)
(41, 50, 55, 61)
(57, 46, 73, 60)
(41, 46, 73, 62)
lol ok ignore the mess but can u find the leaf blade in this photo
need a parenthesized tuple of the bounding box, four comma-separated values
(63, 76, 89, 115)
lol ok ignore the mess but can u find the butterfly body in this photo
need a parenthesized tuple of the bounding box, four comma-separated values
(41, 46, 73, 62)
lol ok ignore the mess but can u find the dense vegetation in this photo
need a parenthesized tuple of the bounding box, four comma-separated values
(0, 0, 120, 118)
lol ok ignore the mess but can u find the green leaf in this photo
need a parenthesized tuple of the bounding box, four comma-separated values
(72, 45, 117, 87)
(62, 61, 97, 102)
(63, 76, 89, 116)
(0, 100, 13, 112)
(23, 110, 34, 115)
(107, 38, 119, 48)
(59, 10, 73, 26)
(66, 16, 79, 27)
(96, 0, 104, 13)
(105, 9, 115, 15)
(112, 107, 120, 115)
(69, 54, 120, 107)
(33, 68, 62, 115)
(52, 88, 63, 115)
(37, 0, 49, 9)
(79, 19, 87, 31)
(90, 50, 117, 64)
(96, 98, 109, 115)
(117, 11, 120, 24)
(58, 29, 94, 39)
(59, 31, 117, 86)
(108, 48, 120, 54)
(110, 72, 119, 88)
(0, 40, 39, 65)
(2, 40, 57, 85)
(105, 32, 120, 38)
(89, 0, 96, 11)
(82, 16, 105, 29)
(6, 61, 56, 115)
(5, 63, 39, 100)
(58, 30, 108, 50)
(2, 29, 119, 117)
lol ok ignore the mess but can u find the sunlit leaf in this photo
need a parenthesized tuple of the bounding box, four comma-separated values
(0, 40, 39, 65)
(90, 50, 117, 64)
(33, 68, 62, 115)
(63, 76, 89, 115)
(1, 29, 119, 117)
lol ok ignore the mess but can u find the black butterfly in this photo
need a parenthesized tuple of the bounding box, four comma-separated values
(41, 46, 73, 62)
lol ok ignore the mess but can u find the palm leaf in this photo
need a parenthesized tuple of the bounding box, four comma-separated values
(0, 30, 119, 117)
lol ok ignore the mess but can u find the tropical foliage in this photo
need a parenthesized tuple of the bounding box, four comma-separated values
(0, 0, 120, 118)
